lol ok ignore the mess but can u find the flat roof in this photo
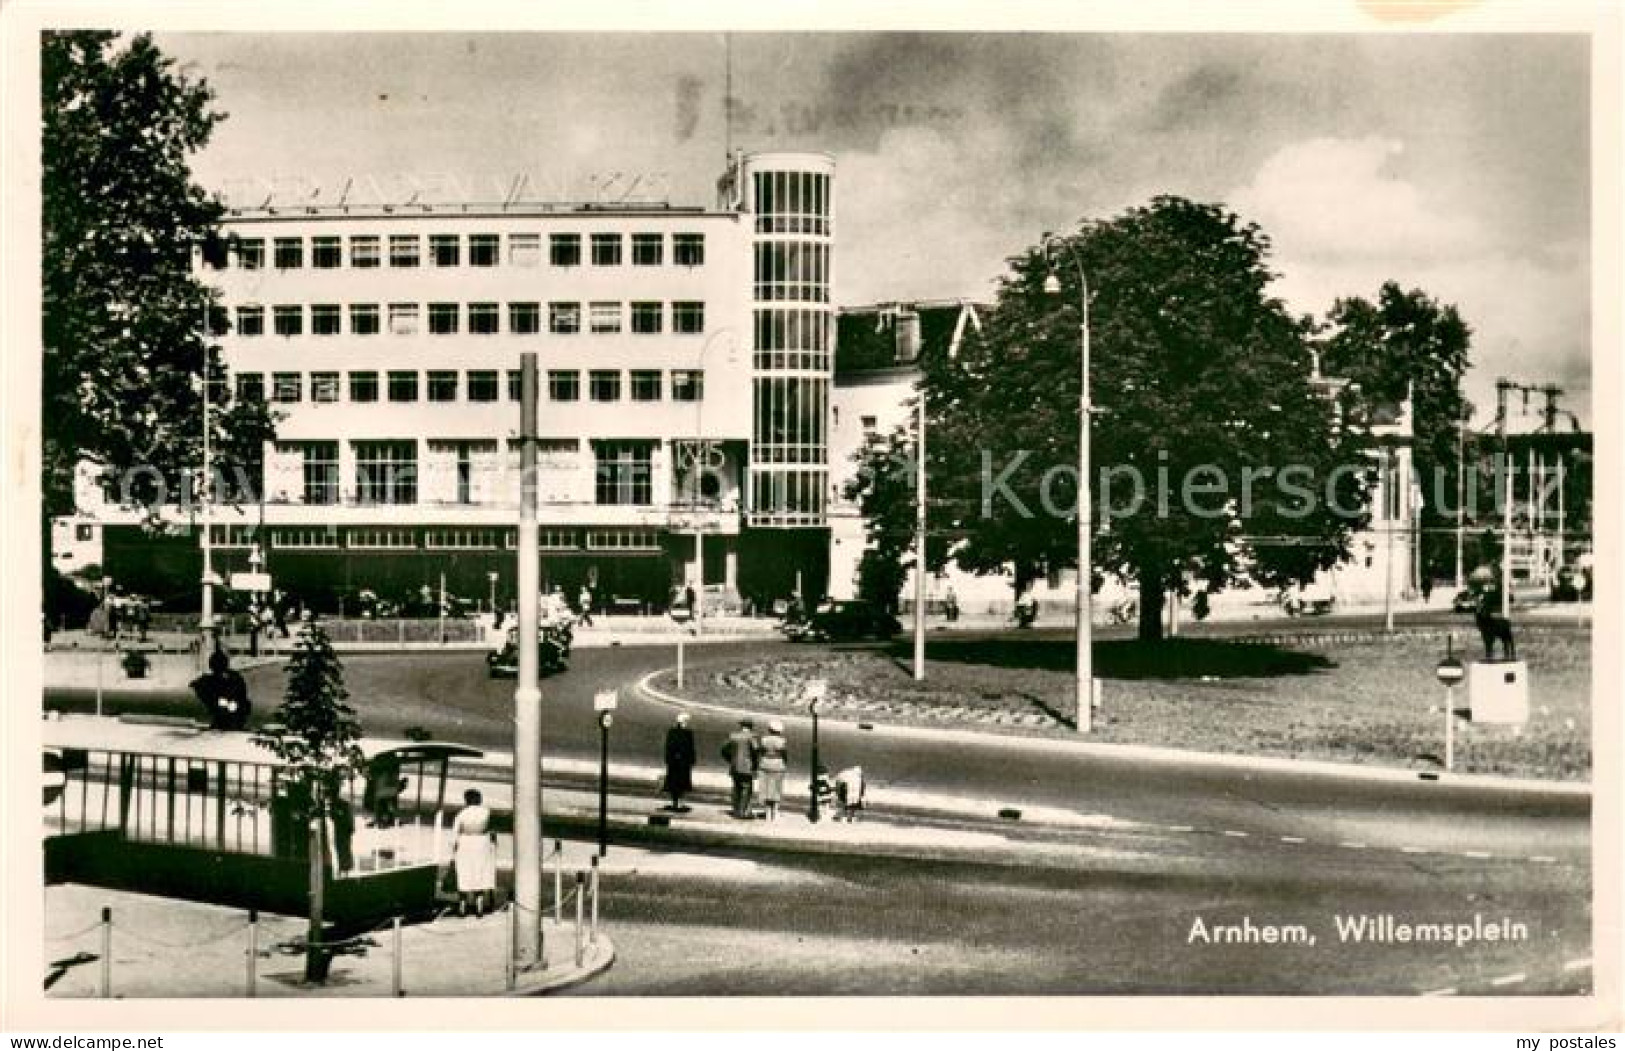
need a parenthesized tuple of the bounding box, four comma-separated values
(222, 202, 731, 223)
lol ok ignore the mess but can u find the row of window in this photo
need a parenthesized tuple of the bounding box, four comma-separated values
(219, 232, 706, 271)
(238, 368, 705, 405)
(229, 300, 705, 338)
(272, 439, 658, 508)
(212, 523, 661, 551)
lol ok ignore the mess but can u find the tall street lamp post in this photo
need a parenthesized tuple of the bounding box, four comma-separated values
(513, 352, 543, 968)
(199, 297, 216, 660)
(1042, 235, 1094, 733)
(912, 384, 927, 681)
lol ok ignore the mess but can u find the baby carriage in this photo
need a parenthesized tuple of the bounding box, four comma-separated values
(814, 765, 866, 822)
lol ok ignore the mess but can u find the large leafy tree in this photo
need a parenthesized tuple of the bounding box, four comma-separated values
(42, 31, 272, 524)
(907, 196, 1370, 641)
(1318, 282, 1472, 584)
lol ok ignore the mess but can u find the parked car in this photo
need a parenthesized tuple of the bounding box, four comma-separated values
(1280, 584, 1335, 617)
(787, 601, 902, 643)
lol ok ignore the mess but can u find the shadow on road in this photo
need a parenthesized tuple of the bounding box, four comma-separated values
(887, 637, 1336, 681)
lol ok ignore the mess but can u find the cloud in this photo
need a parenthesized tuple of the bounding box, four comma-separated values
(1231, 137, 1589, 425)
(1232, 136, 1487, 266)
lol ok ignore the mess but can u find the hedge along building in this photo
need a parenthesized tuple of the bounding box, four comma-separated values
(829, 301, 1422, 623)
(62, 151, 837, 615)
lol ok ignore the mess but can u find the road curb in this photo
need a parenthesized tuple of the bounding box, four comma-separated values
(507, 932, 615, 997)
(633, 669, 1592, 798)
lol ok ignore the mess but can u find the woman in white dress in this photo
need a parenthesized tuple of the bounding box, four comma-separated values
(756, 720, 789, 821)
(452, 789, 497, 917)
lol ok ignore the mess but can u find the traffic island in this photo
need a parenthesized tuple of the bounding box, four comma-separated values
(654, 632, 1591, 781)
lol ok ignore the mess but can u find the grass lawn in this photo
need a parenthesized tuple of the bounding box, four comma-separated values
(660, 631, 1592, 781)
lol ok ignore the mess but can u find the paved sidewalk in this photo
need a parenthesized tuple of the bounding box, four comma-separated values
(43, 882, 612, 998)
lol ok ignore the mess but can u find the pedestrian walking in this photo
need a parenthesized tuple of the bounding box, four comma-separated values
(834, 765, 866, 821)
(246, 598, 261, 657)
(662, 712, 697, 812)
(721, 718, 761, 819)
(577, 584, 595, 627)
(258, 602, 277, 653)
(271, 589, 291, 638)
(451, 788, 497, 917)
(756, 719, 789, 821)
(943, 586, 960, 623)
(363, 753, 405, 828)
(132, 596, 151, 642)
(328, 790, 356, 877)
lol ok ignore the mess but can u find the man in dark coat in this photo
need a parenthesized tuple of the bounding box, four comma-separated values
(663, 712, 697, 812)
(720, 718, 760, 819)
(191, 647, 253, 731)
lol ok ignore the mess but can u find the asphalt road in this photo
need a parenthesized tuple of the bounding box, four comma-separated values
(44, 632, 1593, 995)
(580, 833, 1591, 996)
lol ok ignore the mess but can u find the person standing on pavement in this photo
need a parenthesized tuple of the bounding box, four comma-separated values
(721, 718, 761, 818)
(577, 584, 595, 627)
(451, 788, 497, 917)
(663, 712, 697, 812)
(756, 719, 789, 821)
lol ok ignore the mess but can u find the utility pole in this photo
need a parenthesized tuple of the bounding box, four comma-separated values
(1383, 444, 1396, 633)
(912, 388, 927, 682)
(514, 353, 543, 968)
(1454, 413, 1467, 591)
(200, 295, 215, 660)
(694, 523, 705, 637)
(1497, 379, 1513, 619)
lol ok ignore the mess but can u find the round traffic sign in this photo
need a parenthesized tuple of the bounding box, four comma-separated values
(1436, 657, 1465, 686)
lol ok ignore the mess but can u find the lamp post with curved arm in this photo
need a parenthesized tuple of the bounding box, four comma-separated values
(1041, 234, 1094, 733)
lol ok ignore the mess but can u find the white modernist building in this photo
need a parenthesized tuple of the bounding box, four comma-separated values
(62, 151, 839, 614)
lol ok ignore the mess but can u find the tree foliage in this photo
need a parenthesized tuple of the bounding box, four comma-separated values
(254, 619, 366, 790)
(42, 31, 273, 520)
(901, 197, 1372, 640)
(842, 416, 949, 612)
(1318, 282, 1472, 580)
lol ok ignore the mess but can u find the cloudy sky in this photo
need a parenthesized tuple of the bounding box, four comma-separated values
(155, 31, 1592, 427)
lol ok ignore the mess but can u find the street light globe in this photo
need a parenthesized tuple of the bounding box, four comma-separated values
(1043, 273, 1063, 295)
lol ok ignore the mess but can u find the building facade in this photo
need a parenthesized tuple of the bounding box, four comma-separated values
(62, 151, 837, 615)
(828, 300, 1423, 621)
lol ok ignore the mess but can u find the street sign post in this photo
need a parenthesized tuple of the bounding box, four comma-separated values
(594, 690, 618, 856)
(668, 603, 692, 688)
(1436, 637, 1466, 772)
